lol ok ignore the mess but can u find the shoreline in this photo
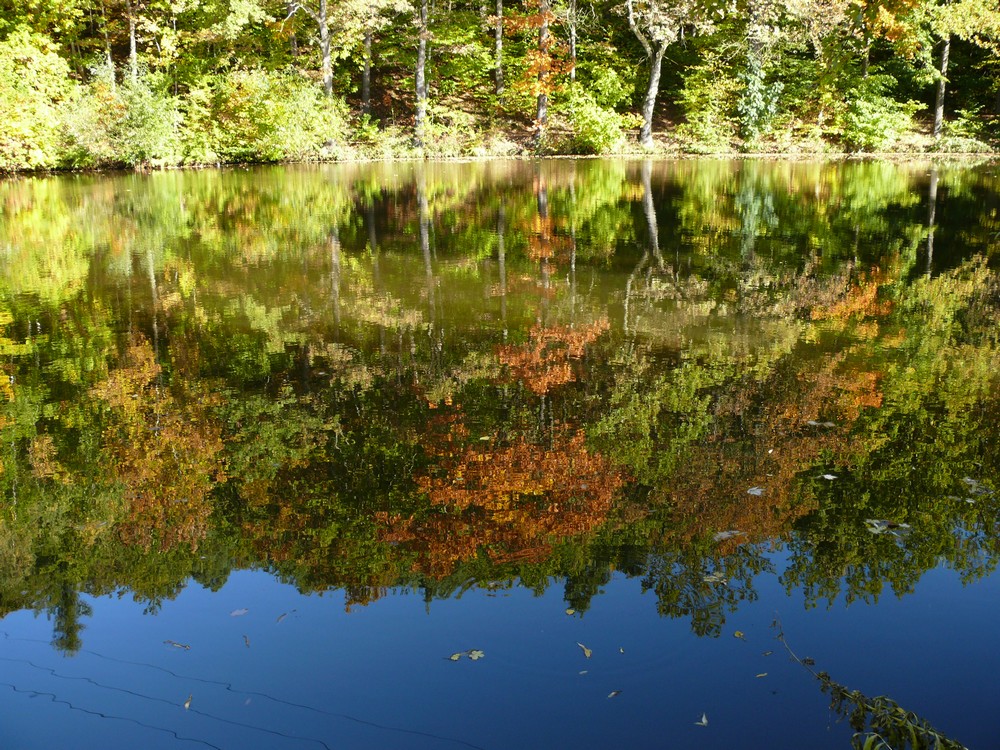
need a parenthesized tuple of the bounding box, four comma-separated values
(2, 147, 997, 180)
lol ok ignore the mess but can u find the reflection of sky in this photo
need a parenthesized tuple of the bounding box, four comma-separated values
(3, 556, 998, 750)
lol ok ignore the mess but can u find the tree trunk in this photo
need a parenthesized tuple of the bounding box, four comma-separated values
(494, 0, 504, 96)
(126, 0, 138, 81)
(533, 0, 550, 148)
(414, 0, 429, 147)
(98, 0, 115, 90)
(933, 35, 950, 138)
(319, 0, 332, 96)
(639, 47, 665, 148)
(288, 2, 298, 56)
(362, 31, 372, 114)
(568, 0, 576, 83)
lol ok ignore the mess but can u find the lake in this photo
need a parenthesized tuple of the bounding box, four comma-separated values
(1, 158, 998, 750)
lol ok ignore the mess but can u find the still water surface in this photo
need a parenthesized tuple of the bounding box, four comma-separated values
(1, 159, 999, 749)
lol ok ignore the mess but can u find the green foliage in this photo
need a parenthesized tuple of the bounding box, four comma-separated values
(554, 89, 631, 155)
(63, 63, 182, 168)
(935, 107, 994, 153)
(840, 75, 924, 152)
(736, 54, 783, 145)
(185, 70, 350, 164)
(0, 27, 76, 170)
(677, 50, 738, 152)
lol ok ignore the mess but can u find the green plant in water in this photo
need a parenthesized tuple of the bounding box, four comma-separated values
(774, 621, 968, 750)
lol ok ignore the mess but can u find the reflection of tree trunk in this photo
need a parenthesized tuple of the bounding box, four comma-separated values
(927, 168, 938, 278)
(367, 201, 380, 285)
(146, 248, 162, 412)
(569, 169, 577, 323)
(537, 172, 550, 303)
(625, 252, 650, 335)
(641, 160, 663, 268)
(497, 205, 507, 336)
(418, 169, 434, 320)
(933, 35, 950, 138)
(331, 225, 341, 325)
(52, 584, 92, 655)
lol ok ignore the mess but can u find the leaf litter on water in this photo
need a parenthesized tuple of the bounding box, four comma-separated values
(230, 608, 249, 617)
(607, 690, 621, 699)
(695, 713, 708, 727)
(577, 642, 592, 658)
(713, 530, 744, 542)
(447, 649, 485, 661)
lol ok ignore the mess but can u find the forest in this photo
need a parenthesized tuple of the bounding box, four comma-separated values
(1, 0, 1000, 171)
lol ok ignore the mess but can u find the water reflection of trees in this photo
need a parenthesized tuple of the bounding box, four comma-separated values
(0, 160, 999, 648)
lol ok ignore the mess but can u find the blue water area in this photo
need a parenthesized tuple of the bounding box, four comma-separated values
(3, 552, 998, 750)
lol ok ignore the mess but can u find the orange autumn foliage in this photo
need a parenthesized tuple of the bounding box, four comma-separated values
(378, 426, 625, 578)
(90, 336, 226, 551)
(498, 319, 609, 394)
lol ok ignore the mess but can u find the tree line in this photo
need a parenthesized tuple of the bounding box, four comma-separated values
(2, 0, 1000, 169)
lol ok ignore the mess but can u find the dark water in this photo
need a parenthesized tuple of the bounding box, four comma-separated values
(1, 158, 999, 750)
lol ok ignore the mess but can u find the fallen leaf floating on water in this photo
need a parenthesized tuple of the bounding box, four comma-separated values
(230, 608, 249, 617)
(577, 642, 593, 659)
(243, 635, 250, 648)
(565, 608, 576, 616)
(747, 487, 765, 496)
(733, 631, 746, 641)
(619, 647, 625, 654)
(695, 713, 708, 727)
(865, 519, 912, 536)
(607, 690, 621, 699)
(183, 694, 192, 710)
(801, 657, 816, 666)
(276, 613, 287, 623)
(755, 673, 768, 678)
(447, 650, 485, 661)
(762, 650, 773, 657)
(163, 640, 191, 650)
(712, 530, 744, 542)
(579, 670, 588, 675)
(963, 477, 994, 496)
